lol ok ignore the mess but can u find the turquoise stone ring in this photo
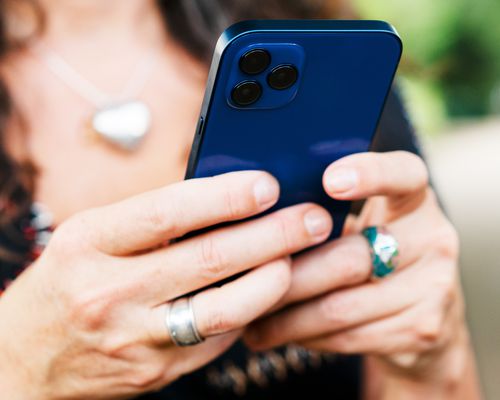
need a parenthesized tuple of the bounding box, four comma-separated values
(362, 226, 399, 279)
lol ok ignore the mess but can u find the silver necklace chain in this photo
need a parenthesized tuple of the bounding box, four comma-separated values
(31, 43, 157, 108)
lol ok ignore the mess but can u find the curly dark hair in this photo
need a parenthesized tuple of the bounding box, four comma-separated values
(0, 0, 349, 264)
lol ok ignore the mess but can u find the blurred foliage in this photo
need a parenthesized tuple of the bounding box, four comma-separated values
(354, 0, 500, 133)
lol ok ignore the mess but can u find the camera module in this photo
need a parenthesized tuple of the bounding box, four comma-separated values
(231, 81, 262, 106)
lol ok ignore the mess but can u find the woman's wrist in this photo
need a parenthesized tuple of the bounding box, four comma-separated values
(0, 291, 43, 400)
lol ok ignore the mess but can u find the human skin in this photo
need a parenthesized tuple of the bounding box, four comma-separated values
(244, 152, 481, 399)
(0, 1, 481, 399)
(0, 171, 334, 398)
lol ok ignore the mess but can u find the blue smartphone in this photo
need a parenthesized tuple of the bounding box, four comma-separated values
(185, 20, 402, 240)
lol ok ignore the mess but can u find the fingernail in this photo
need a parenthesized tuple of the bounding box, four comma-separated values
(326, 168, 358, 193)
(304, 209, 332, 239)
(253, 177, 279, 207)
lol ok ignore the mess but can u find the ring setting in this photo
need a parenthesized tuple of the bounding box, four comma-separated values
(165, 296, 204, 347)
(362, 226, 399, 279)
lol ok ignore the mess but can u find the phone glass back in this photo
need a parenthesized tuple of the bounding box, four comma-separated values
(186, 21, 402, 239)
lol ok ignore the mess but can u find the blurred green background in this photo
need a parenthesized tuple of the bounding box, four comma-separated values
(354, 1, 500, 398)
(355, 0, 500, 133)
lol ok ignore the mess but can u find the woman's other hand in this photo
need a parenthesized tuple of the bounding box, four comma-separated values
(0, 170, 332, 399)
(244, 152, 480, 399)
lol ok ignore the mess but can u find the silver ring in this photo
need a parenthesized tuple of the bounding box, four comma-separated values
(165, 296, 204, 347)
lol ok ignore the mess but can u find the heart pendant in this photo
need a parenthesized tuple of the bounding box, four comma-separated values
(91, 101, 151, 151)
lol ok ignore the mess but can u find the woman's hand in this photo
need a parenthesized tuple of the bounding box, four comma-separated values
(0, 171, 333, 400)
(244, 152, 479, 398)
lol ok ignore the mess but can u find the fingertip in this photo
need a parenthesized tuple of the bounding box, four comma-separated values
(219, 169, 278, 185)
(323, 166, 359, 198)
(267, 258, 293, 298)
(303, 206, 334, 243)
(324, 151, 429, 200)
(248, 259, 292, 313)
(221, 170, 281, 210)
(252, 172, 281, 209)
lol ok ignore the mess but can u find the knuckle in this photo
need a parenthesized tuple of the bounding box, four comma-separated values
(146, 190, 180, 238)
(377, 151, 429, 192)
(99, 335, 129, 357)
(320, 294, 353, 328)
(425, 262, 458, 307)
(417, 323, 440, 345)
(412, 312, 445, 350)
(222, 184, 248, 219)
(414, 323, 441, 350)
(364, 154, 386, 191)
(67, 291, 115, 331)
(433, 222, 460, 260)
(329, 332, 356, 353)
(128, 364, 166, 390)
(49, 213, 91, 257)
(435, 276, 458, 308)
(197, 236, 229, 280)
(405, 151, 429, 187)
(272, 212, 298, 254)
(369, 156, 389, 191)
(337, 239, 371, 283)
(270, 259, 293, 293)
(334, 254, 357, 284)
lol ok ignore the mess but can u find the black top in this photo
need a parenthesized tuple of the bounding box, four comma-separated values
(0, 87, 422, 399)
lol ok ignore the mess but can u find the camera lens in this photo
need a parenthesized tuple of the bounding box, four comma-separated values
(268, 65, 298, 90)
(240, 49, 271, 75)
(231, 81, 262, 106)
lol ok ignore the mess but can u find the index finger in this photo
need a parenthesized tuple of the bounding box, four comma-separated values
(323, 151, 429, 202)
(85, 171, 280, 255)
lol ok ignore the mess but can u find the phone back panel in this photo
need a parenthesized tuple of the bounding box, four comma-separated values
(186, 21, 402, 239)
